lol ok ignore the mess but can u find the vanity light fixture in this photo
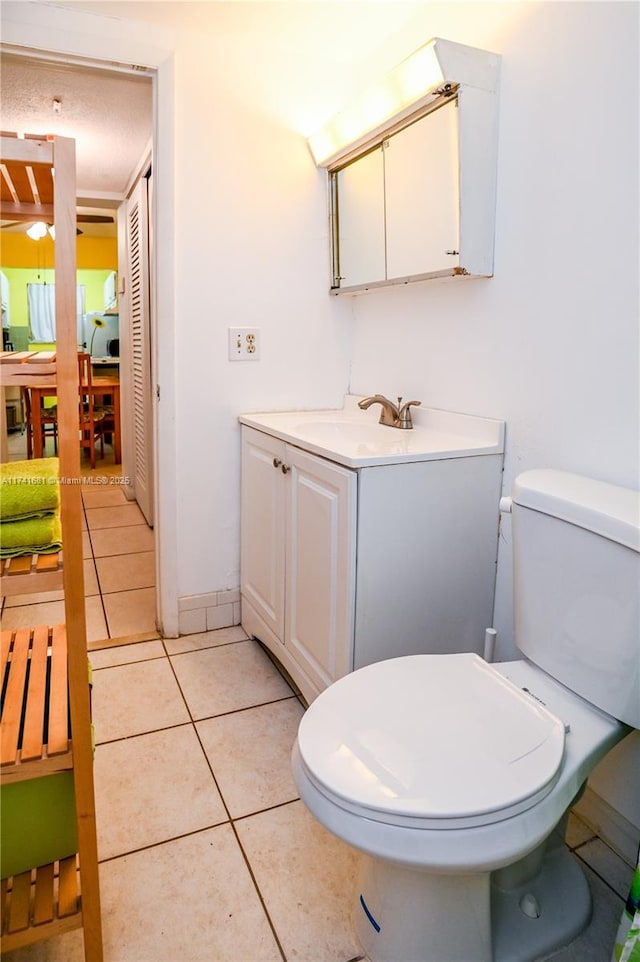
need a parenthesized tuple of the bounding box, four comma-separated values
(308, 37, 500, 169)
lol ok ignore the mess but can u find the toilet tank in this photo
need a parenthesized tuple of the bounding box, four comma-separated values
(511, 470, 640, 728)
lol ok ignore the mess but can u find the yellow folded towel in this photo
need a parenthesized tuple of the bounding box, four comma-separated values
(0, 458, 60, 521)
(0, 512, 62, 557)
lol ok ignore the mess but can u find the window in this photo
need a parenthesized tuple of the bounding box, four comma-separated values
(27, 284, 86, 343)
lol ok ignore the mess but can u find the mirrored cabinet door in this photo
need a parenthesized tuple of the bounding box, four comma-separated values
(331, 100, 461, 291)
(385, 99, 459, 279)
(335, 146, 385, 288)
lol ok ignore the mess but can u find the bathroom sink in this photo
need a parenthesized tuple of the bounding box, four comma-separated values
(239, 396, 505, 468)
(293, 420, 395, 445)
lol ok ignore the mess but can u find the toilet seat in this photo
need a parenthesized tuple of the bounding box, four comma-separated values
(297, 653, 566, 830)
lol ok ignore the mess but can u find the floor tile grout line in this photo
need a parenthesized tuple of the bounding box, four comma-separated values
(94, 718, 197, 748)
(83, 494, 114, 640)
(161, 634, 252, 658)
(162, 638, 296, 732)
(231, 796, 302, 826)
(94, 813, 291, 962)
(227, 817, 288, 962)
(187, 693, 300, 727)
(187, 692, 289, 962)
(161, 641, 295, 960)
(571, 822, 638, 871)
(96, 819, 232, 865)
(85, 495, 158, 640)
(93, 694, 301, 746)
(91, 653, 168, 672)
(573, 849, 628, 904)
(98, 581, 157, 597)
(80, 495, 111, 641)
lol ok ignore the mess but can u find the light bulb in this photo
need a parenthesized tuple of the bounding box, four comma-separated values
(26, 222, 48, 241)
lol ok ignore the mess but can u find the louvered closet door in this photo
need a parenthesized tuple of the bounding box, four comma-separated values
(126, 176, 154, 525)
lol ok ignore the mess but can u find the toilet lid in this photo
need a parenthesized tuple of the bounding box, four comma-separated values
(298, 653, 566, 828)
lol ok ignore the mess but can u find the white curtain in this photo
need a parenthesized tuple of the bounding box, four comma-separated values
(27, 284, 86, 342)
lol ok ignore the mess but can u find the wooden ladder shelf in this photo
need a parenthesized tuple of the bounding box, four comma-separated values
(0, 134, 103, 959)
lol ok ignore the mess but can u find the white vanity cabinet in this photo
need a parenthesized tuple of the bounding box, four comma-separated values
(241, 427, 356, 697)
(240, 412, 505, 704)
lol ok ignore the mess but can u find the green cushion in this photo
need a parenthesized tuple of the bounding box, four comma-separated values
(1, 772, 78, 879)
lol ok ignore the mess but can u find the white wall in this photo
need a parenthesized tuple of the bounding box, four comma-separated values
(164, 2, 431, 599)
(172, 40, 353, 596)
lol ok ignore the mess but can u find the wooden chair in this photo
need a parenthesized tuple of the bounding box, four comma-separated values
(21, 386, 58, 458)
(78, 353, 105, 469)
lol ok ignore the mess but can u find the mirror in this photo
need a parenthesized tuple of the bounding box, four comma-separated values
(333, 99, 460, 290)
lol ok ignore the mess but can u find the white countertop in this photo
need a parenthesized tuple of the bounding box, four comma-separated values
(239, 396, 505, 468)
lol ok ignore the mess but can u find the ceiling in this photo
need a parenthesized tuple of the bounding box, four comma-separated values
(0, 52, 153, 238)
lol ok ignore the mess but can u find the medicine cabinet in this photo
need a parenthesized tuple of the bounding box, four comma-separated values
(333, 97, 460, 289)
(310, 38, 501, 294)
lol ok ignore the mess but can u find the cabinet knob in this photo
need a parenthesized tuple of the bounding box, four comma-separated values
(273, 458, 282, 468)
(281, 463, 290, 474)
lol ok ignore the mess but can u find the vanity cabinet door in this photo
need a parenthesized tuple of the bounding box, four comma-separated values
(240, 428, 286, 644)
(285, 445, 357, 693)
(241, 428, 357, 699)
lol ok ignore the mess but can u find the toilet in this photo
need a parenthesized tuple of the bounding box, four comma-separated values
(292, 469, 639, 962)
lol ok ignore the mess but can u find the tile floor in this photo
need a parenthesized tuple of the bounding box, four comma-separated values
(1, 434, 635, 961)
(2, 429, 156, 645)
(2, 626, 635, 962)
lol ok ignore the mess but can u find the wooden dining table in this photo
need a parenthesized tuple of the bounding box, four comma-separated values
(29, 375, 121, 464)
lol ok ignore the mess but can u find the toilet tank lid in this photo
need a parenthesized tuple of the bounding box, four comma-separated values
(512, 470, 640, 552)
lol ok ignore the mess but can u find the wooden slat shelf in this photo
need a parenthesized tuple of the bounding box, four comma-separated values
(1, 856, 83, 951)
(0, 551, 64, 597)
(1, 625, 71, 783)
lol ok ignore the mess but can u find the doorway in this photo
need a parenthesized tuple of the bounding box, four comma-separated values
(0, 46, 161, 630)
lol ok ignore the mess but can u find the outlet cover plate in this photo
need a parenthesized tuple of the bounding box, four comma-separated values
(228, 327, 260, 361)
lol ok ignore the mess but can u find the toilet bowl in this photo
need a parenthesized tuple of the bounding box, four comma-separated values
(293, 653, 628, 962)
(292, 470, 639, 962)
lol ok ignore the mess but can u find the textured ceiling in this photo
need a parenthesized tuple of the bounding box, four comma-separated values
(1, 53, 153, 235)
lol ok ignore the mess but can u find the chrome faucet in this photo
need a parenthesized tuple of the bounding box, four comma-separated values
(358, 394, 422, 429)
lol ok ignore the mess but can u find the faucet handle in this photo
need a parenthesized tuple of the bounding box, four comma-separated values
(397, 399, 421, 429)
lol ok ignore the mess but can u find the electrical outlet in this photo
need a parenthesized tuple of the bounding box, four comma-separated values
(228, 327, 260, 361)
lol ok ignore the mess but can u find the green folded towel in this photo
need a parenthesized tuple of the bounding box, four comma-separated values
(0, 512, 62, 557)
(0, 458, 60, 521)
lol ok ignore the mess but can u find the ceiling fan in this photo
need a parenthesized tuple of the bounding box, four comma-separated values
(1, 213, 115, 237)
